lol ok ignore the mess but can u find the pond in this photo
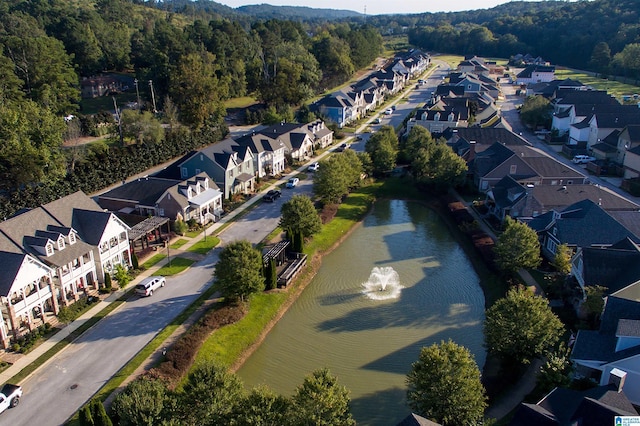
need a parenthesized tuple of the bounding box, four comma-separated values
(237, 199, 486, 425)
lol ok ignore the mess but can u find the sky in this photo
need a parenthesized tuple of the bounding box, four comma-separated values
(215, 0, 541, 16)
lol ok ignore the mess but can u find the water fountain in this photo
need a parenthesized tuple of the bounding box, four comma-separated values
(361, 266, 404, 300)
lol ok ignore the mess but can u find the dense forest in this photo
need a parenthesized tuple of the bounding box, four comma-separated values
(396, 0, 640, 78)
(0, 0, 382, 218)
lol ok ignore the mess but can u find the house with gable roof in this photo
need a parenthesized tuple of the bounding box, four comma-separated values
(571, 291, 640, 406)
(470, 143, 586, 192)
(0, 191, 131, 348)
(98, 173, 223, 224)
(516, 65, 556, 84)
(509, 377, 638, 425)
(587, 110, 640, 150)
(256, 121, 317, 161)
(551, 90, 619, 138)
(234, 132, 286, 178)
(525, 199, 640, 261)
(617, 124, 640, 167)
(178, 138, 255, 199)
(623, 144, 640, 180)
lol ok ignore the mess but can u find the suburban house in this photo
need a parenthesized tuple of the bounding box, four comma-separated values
(458, 56, 490, 76)
(314, 93, 357, 128)
(571, 238, 640, 299)
(485, 176, 639, 221)
(407, 107, 463, 135)
(527, 78, 586, 98)
(587, 109, 640, 149)
(551, 90, 619, 137)
(571, 291, 640, 406)
(525, 199, 640, 261)
(234, 132, 286, 178)
(516, 64, 556, 84)
(470, 143, 587, 192)
(509, 377, 637, 425)
(623, 144, 640, 179)
(443, 127, 529, 160)
(617, 125, 640, 166)
(0, 191, 131, 348)
(98, 172, 223, 224)
(178, 138, 256, 199)
(257, 121, 320, 161)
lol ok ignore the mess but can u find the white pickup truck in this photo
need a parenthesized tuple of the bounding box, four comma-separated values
(0, 383, 22, 413)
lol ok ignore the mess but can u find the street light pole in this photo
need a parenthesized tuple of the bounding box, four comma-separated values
(134, 78, 141, 110)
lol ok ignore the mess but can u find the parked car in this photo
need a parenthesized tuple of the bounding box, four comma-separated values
(0, 384, 22, 413)
(418, 79, 425, 84)
(384, 108, 393, 115)
(572, 155, 596, 164)
(308, 162, 320, 172)
(374, 118, 382, 124)
(286, 177, 299, 188)
(135, 276, 166, 297)
(262, 189, 282, 202)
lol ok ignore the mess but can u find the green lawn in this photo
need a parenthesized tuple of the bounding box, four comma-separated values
(140, 253, 165, 269)
(555, 67, 640, 99)
(433, 54, 464, 69)
(170, 239, 189, 249)
(224, 96, 258, 109)
(188, 236, 220, 255)
(154, 257, 195, 276)
(193, 291, 288, 370)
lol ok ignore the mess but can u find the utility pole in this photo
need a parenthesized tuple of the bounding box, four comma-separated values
(112, 96, 124, 146)
(148, 80, 157, 113)
(134, 78, 141, 110)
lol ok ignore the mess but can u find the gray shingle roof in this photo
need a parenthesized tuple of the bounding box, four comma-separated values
(98, 177, 178, 207)
(530, 184, 639, 213)
(616, 319, 640, 337)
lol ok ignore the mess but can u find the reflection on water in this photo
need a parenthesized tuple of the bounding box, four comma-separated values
(237, 199, 486, 425)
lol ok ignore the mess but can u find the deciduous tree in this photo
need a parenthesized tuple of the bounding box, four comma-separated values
(290, 368, 355, 426)
(214, 240, 264, 302)
(365, 125, 397, 175)
(551, 243, 572, 276)
(280, 195, 322, 239)
(111, 378, 172, 426)
(484, 286, 564, 365)
(493, 217, 541, 275)
(520, 95, 552, 130)
(406, 340, 486, 426)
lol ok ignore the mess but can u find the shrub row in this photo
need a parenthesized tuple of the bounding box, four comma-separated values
(0, 125, 228, 219)
(148, 302, 247, 387)
(11, 323, 53, 354)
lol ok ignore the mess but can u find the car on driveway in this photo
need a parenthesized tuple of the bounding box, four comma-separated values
(286, 177, 299, 188)
(262, 189, 281, 202)
(308, 162, 320, 172)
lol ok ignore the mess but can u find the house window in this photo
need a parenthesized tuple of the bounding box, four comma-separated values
(546, 239, 557, 254)
(181, 167, 188, 178)
(567, 180, 573, 184)
(195, 168, 201, 174)
(509, 165, 517, 174)
(228, 170, 233, 178)
(46, 243, 54, 256)
(158, 208, 165, 216)
(69, 233, 76, 244)
(57, 237, 65, 250)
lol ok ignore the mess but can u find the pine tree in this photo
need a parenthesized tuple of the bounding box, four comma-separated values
(131, 253, 139, 270)
(90, 399, 113, 426)
(104, 273, 112, 290)
(79, 403, 94, 426)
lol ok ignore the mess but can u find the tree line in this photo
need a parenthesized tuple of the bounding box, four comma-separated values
(403, 0, 640, 79)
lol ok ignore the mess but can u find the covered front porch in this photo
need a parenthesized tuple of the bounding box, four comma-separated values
(187, 188, 223, 224)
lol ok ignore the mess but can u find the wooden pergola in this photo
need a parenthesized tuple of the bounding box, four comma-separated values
(127, 216, 171, 252)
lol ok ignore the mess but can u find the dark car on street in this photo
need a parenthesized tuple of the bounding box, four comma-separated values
(262, 189, 281, 202)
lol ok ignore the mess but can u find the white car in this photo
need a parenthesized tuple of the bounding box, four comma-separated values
(384, 108, 393, 115)
(572, 155, 596, 164)
(308, 162, 320, 172)
(135, 276, 166, 297)
(286, 177, 299, 188)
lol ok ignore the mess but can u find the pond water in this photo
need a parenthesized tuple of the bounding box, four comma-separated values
(237, 199, 486, 425)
